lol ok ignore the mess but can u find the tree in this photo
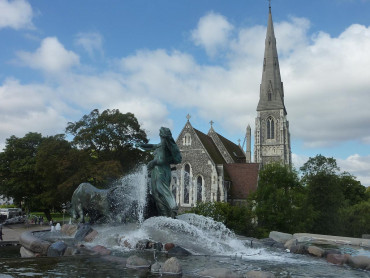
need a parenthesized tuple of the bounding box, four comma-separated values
(342, 200, 370, 237)
(250, 163, 311, 237)
(338, 172, 367, 207)
(0, 132, 44, 210)
(300, 155, 344, 235)
(66, 109, 150, 174)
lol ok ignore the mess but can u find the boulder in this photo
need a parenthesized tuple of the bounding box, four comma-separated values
(150, 262, 162, 273)
(245, 270, 276, 278)
(307, 245, 325, 257)
(347, 255, 370, 270)
(47, 241, 68, 257)
(167, 245, 192, 256)
(74, 223, 93, 242)
(135, 239, 149, 250)
(63, 246, 79, 256)
(269, 231, 292, 244)
(326, 253, 350, 265)
(20, 246, 36, 258)
(147, 241, 162, 251)
(126, 255, 151, 269)
(198, 268, 242, 278)
(259, 238, 284, 249)
(84, 230, 98, 242)
(164, 242, 175, 251)
(19, 231, 51, 255)
(284, 238, 297, 249)
(289, 244, 307, 254)
(61, 224, 78, 236)
(161, 257, 182, 275)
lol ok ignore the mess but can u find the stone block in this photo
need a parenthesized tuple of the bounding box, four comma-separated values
(19, 231, 51, 255)
(167, 245, 192, 256)
(47, 241, 68, 257)
(326, 253, 350, 265)
(20, 246, 36, 258)
(84, 230, 98, 242)
(164, 242, 175, 251)
(307, 245, 325, 257)
(284, 238, 297, 249)
(91, 245, 111, 256)
(289, 244, 307, 254)
(162, 257, 182, 275)
(61, 224, 78, 236)
(347, 255, 370, 270)
(269, 231, 293, 244)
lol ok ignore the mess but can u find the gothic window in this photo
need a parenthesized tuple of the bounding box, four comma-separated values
(183, 164, 190, 204)
(267, 117, 275, 139)
(183, 133, 192, 146)
(268, 91, 272, 101)
(196, 176, 203, 202)
(172, 177, 177, 201)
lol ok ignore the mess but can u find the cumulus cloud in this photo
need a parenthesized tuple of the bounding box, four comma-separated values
(75, 32, 104, 58)
(0, 78, 68, 151)
(0, 0, 34, 30)
(191, 11, 234, 57)
(16, 37, 80, 73)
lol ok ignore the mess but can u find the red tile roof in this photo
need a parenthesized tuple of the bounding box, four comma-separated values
(224, 163, 260, 199)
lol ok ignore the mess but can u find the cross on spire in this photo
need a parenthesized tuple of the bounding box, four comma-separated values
(210, 120, 214, 127)
(186, 113, 191, 122)
(268, 0, 271, 12)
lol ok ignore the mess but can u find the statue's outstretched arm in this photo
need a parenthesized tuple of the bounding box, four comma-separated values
(137, 143, 156, 151)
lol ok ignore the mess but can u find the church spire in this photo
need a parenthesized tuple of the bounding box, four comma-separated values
(257, 3, 286, 114)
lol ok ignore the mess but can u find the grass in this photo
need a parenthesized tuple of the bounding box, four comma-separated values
(28, 212, 72, 224)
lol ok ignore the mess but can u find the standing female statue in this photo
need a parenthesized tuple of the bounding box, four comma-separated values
(138, 127, 182, 218)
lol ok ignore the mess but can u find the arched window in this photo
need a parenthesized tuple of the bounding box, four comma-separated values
(184, 164, 190, 204)
(196, 176, 202, 202)
(267, 117, 275, 139)
(172, 177, 177, 200)
(183, 133, 192, 146)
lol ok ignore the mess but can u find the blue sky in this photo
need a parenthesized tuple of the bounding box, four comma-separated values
(0, 0, 369, 186)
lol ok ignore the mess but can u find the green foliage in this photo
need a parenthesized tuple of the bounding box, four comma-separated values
(66, 109, 150, 174)
(341, 200, 370, 238)
(188, 202, 255, 237)
(250, 163, 311, 236)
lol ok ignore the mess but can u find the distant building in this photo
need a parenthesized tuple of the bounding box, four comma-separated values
(171, 4, 291, 211)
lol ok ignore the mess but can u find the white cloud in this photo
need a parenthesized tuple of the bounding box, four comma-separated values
(338, 154, 370, 186)
(0, 0, 34, 30)
(191, 11, 234, 57)
(75, 32, 104, 58)
(0, 78, 68, 151)
(16, 37, 80, 73)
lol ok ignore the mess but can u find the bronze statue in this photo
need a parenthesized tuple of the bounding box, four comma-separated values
(139, 127, 182, 218)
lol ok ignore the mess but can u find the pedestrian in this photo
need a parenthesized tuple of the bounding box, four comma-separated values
(0, 224, 3, 241)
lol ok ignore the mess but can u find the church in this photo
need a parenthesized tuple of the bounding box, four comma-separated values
(171, 5, 292, 211)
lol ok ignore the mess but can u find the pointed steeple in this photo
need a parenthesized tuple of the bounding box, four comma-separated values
(257, 5, 286, 114)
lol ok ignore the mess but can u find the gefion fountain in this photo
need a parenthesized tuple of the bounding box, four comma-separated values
(3, 127, 369, 277)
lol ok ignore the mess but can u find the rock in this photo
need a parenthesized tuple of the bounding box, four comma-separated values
(347, 255, 370, 270)
(84, 229, 98, 242)
(162, 257, 182, 275)
(91, 245, 111, 256)
(126, 255, 151, 269)
(326, 253, 350, 265)
(63, 246, 79, 256)
(245, 270, 276, 278)
(323, 249, 341, 257)
(307, 245, 325, 257)
(19, 231, 51, 255)
(20, 246, 36, 258)
(147, 241, 162, 251)
(250, 239, 264, 249)
(150, 262, 161, 273)
(167, 245, 192, 256)
(284, 238, 297, 249)
(269, 231, 292, 244)
(136, 239, 149, 250)
(289, 244, 307, 254)
(47, 241, 68, 257)
(74, 223, 93, 242)
(101, 255, 127, 265)
(198, 268, 242, 278)
(61, 224, 78, 236)
(164, 242, 175, 251)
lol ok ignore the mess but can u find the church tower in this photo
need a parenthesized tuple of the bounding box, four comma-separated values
(254, 4, 292, 167)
